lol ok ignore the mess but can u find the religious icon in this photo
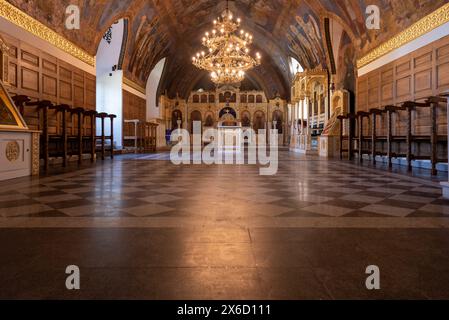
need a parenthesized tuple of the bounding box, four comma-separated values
(0, 80, 27, 129)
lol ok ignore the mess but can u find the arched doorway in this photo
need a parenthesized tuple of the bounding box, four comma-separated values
(219, 107, 237, 119)
(219, 107, 237, 126)
(253, 110, 265, 132)
(190, 110, 202, 133)
(172, 110, 183, 129)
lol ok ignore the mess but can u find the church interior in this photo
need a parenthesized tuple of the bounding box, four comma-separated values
(2, 0, 449, 300)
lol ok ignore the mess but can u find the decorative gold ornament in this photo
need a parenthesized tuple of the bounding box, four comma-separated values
(5, 141, 20, 162)
(0, 0, 95, 67)
(31, 132, 39, 175)
(357, 3, 449, 69)
(192, 2, 261, 84)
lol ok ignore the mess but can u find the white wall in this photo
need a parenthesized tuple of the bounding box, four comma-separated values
(146, 58, 166, 120)
(146, 58, 167, 148)
(96, 19, 125, 149)
(289, 57, 303, 76)
(96, 71, 123, 148)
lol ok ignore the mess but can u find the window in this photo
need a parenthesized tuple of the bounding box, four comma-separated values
(290, 57, 303, 76)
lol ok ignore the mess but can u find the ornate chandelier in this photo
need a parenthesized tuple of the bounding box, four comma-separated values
(192, 2, 261, 85)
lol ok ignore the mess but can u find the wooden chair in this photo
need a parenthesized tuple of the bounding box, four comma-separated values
(338, 113, 356, 160)
(95, 112, 116, 160)
(68, 107, 84, 165)
(369, 108, 387, 164)
(355, 111, 371, 162)
(82, 110, 97, 162)
(384, 105, 407, 168)
(11, 95, 30, 116)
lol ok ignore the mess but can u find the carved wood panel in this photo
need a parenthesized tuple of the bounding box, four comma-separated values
(357, 35, 449, 111)
(0, 32, 96, 132)
(123, 90, 146, 138)
(357, 35, 449, 136)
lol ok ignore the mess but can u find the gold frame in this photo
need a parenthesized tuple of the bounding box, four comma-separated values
(0, 79, 27, 130)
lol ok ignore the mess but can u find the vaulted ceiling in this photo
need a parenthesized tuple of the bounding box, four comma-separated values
(7, 0, 449, 99)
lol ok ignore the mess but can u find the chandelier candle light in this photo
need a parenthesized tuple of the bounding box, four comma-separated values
(192, 4, 261, 84)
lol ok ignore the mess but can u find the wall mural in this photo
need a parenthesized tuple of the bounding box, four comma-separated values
(7, 0, 449, 100)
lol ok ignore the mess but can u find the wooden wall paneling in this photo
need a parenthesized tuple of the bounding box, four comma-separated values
(0, 31, 96, 133)
(357, 76, 368, 112)
(19, 43, 40, 95)
(41, 52, 58, 102)
(367, 73, 380, 109)
(6, 34, 19, 89)
(123, 90, 146, 138)
(73, 69, 85, 107)
(395, 59, 412, 103)
(436, 40, 449, 92)
(381, 67, 394, 105)
(413, 47, 433, 100)
(85, 74, 96, 110)
(357, 35, 449, 152)
(58, 62, 73, 104)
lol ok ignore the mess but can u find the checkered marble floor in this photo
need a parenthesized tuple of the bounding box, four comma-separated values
(1, 151, 448, 221)
(3, 151, 449, 299)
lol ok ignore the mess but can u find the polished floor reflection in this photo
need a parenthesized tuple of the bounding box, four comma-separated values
(1, 151, 449, 299)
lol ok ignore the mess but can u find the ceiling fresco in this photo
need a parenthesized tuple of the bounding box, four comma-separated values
(6, 0, 449, 99)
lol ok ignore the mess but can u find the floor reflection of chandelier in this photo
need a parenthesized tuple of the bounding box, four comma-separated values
(192, 3, 261, 85)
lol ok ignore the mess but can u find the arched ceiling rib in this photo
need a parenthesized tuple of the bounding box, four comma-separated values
(7, 0, 449, 99)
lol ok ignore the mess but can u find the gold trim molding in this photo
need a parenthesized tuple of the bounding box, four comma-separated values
(357, 3, 449, 69)
(0, 0, 95, 67)
(123, 77, 146, 95)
